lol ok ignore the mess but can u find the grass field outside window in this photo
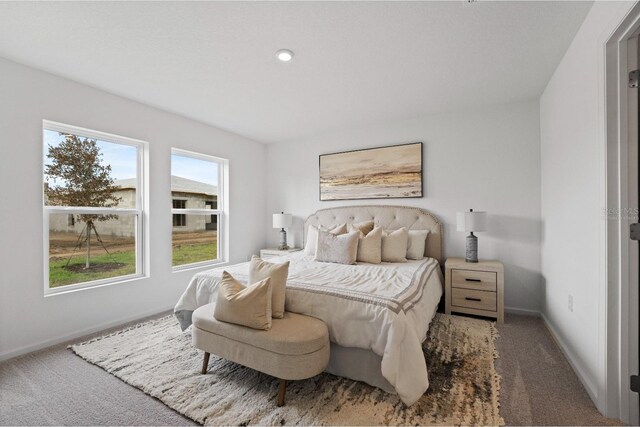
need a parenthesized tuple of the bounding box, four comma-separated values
(49, 231, 217, 287)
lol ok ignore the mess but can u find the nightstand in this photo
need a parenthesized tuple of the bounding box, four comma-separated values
(445, 257, 504, 323)
(259, 248, 302, 260)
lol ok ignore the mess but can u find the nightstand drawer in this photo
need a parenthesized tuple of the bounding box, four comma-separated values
(451, 288, 497, 312)
(445, 258, 504, 323)
(451, 269, 497, 292)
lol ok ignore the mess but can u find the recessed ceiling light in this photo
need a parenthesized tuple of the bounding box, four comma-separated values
(276, 49, 294, 62)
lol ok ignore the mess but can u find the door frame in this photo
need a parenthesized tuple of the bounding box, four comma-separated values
(605, 4, 640, 424)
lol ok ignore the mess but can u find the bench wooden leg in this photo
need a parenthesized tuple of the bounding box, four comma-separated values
(201, 352, 210, 374)
(277, 379, 286, 407)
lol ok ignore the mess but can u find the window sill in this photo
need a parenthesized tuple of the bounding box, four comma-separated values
(44, 273, 148, 297)
(172, 259, 228, 273)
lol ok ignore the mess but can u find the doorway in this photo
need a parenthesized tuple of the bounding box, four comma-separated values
(627, 32, 640, 425)
(606, 7, 640, 424)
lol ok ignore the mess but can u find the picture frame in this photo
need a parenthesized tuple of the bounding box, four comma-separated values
(319, 142, 423, 201)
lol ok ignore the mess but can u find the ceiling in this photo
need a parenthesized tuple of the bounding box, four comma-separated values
(0, 1, 593, 144)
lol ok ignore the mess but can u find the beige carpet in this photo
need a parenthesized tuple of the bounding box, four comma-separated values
(70, 313, 503, 426)
(494, 315, 624, 426)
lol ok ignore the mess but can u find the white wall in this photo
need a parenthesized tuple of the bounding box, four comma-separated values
(266, 100, 542, 314)
(540, 0, 637, 415)
(0, 57, 268, 360)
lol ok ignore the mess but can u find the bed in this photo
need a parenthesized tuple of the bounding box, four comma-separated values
(174, 205, 444, 406)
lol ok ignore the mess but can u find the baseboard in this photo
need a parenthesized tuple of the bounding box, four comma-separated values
(0, 304, 175, 362)
(540, 312, 599, 405)
(505, 306, 541, 316)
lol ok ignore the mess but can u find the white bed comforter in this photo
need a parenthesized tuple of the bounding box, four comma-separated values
(174, 252, 443, 406)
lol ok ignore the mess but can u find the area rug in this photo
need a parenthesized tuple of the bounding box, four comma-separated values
(70, 313, 503, 426)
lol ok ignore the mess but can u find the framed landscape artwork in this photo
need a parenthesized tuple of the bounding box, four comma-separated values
(319, 142, 423, 201)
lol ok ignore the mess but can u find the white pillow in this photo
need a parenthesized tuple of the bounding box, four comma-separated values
(304, 226, 319, 255)
(314, 230, 359, 265)
(304, 224, 348, 255)
(382, 228, 409, 262)
(407, 230, 429, 260)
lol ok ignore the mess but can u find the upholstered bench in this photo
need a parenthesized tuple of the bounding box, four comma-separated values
(192, 303, 330, 406)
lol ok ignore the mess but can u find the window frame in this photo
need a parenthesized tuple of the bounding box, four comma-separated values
(42, 120, 147, 296)
(171, 148, 227, 271)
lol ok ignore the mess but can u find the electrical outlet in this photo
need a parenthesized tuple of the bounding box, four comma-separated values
(568, 294, 574, 312)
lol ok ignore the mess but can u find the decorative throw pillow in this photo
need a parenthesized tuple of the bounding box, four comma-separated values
(304, 223, 348, 255)
(304, 225, 319, 255)
(214, 271, 272, 330)
(248, 255, 289, 319)
(353, 226, 382, 264)
(314, 229, 359, 265)
(406, 230, 430, 260)
(382, 228, 409, 262)
(347, 220, 375, 236)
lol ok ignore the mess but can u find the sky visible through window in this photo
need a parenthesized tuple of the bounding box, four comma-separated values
(44, 130, 218, 187)
(171, 154, 218, 186)
(43, 129, 137, 188)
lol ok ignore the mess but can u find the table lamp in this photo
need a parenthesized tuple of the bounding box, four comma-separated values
(456, 209, 487, 263)
(273, 212, 293, 250)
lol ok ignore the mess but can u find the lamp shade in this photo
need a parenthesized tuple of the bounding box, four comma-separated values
(273, 213, 292, 229)
(456, 211, 487, 232)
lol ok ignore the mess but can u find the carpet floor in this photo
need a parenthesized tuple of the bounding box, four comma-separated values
(494, 315, 622, 426)
(0, 313, 623, 426)
(69, 313, 501, 426)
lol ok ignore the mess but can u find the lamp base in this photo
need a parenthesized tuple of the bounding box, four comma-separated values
(465, 233, 478, 263)
(278, 229, 289, 251)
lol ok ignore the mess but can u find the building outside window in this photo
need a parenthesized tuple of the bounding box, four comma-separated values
(171, 149, 226, 269)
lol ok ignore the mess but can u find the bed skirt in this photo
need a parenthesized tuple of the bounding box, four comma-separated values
(325, 343, 395, 394)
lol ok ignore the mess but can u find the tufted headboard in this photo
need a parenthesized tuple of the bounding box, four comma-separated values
(304, 205, 443, 263)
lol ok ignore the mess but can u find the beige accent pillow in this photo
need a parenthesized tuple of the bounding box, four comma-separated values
(304, 223, 348, 255)
(382, 228, 409, 262)
(407, 230, 429, 260)
(327, 223, 348, 235)
(347, 220, 375, 236)
(353, 226, 382, 264)
(249, 255, 289, 319)
(214, 271, 272, 330)
(314, 229, 359, 265)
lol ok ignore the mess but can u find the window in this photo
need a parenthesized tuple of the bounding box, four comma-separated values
(172, 200, 186, 227)
(171, 148, 226, 269)
(43, 121, 145, 294)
